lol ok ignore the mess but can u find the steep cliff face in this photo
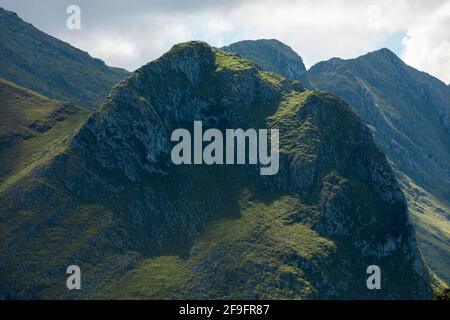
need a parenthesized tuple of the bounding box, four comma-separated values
(0, 42, 433, 299)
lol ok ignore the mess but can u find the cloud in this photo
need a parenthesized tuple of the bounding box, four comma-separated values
(401, 1, 450, 84)
(88, 34, 138, 62)
(0, 0, 448, 83)
(58, 12, 196, 69)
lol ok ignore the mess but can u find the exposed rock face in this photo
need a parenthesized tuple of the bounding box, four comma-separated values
(0, 42, 433, 299)
(0, 7, 129, 110)
(224, 39, 450, 284)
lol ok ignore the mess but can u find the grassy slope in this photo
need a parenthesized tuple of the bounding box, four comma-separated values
(0, 79, 111, 298)
(0, 78, 91, 190)
(400, 173, 450, 282)
(96, 190, 334, 299)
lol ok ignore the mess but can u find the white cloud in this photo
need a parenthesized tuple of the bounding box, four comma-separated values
(204, 18, 233, 47)
(90, 35, 137, 60)
(401, 1, 450, 84)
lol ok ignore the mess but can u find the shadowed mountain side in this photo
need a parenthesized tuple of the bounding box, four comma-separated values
(0, 42, 434, 299)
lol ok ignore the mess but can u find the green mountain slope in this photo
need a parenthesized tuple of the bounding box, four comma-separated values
(223, 40, 450, 283)
(0, 42, 434, 299)
(0, 8, 129, 110)
(0, 78, 90, 190)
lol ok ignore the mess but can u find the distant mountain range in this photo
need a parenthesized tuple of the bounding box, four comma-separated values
(0, 8, 129, 110)
(224, 39, 450, 283)
(0, 8, 447, 299)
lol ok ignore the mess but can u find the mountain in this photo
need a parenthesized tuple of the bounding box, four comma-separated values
(0, 78, 90, 187)
(222, 39, 308, 82)
(0, 41, 434, 299)
(0, 8, 129, 110)
(308, 49, 450, 283)
(224, 40, 450, 283)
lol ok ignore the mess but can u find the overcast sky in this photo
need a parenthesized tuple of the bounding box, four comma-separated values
(1, 0, 449, 83)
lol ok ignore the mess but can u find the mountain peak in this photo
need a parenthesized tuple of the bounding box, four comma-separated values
(0, 7, 26, 24)
(233, 38, 291, 48)
(170, 40, 211, 51)
(165, 40, 214, 60)
(311, 48, 402, 72)
(363, 47, 402, 63)
(374, 47, 396, 55)
(222, 39, 307, 81)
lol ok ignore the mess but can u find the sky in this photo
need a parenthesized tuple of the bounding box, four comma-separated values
(0, 0, 449, 84)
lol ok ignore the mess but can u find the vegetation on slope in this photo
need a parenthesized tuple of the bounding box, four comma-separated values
(96, 189, 335, 299)
(224, 39, 449, 284)
(0, 78, 91, 191)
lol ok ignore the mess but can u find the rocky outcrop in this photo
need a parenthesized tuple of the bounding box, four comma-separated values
(0, 41, 433, 299)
